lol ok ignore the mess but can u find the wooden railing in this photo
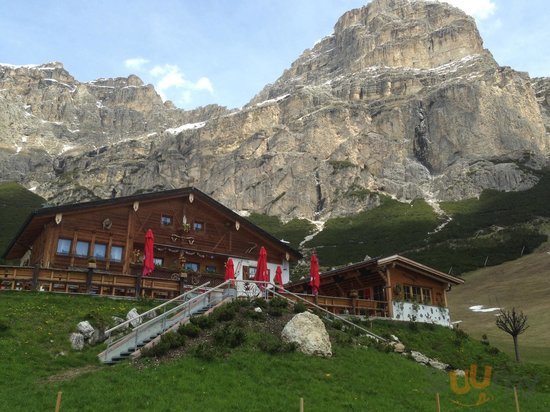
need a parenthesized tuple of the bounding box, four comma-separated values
(0, 265, 219, 299)
(280, 292, 389, 318)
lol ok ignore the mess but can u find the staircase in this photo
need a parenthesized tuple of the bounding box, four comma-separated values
(98, 281, 229, 364)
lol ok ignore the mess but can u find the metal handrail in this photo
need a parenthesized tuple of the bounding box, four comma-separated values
(105, 281, 211, 336)
(251, 281, 387, 343)
(101, 280, 232, 361)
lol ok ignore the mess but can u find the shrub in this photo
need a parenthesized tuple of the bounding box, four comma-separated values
(267, 306, 284, 317)
(178, 323, 201, 338)
(293, 301, 307, 313)
(192, 342, 219, 361)
(268, 296, 288, 309)
(244, 308, 266, 321)
(141, 332, 185, 358)
(212, 304, 236, 322)
(259, 334, 296, 354)
(331, 320, 345, 331)
(0, 319, 8, 333)
(251, 298, 267, 309)
(190, 315, 215, 329)
(214, 324, 246, 348)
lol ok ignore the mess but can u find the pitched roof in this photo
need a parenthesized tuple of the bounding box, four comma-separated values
(286, 254, 464, 289)
(3, 187, 301, 260)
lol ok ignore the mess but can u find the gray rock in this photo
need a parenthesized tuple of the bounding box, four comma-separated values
(126, 308, 142, 328)
(410, 350, 430, 365)
(111, 316, 128, 328)
(70, 333, 85, 351)
(429, 359, 450, 371)
(393, 343, 406, 353)
(77, 320, 95, 339)
(1, 0, 548, 219)
(282, 312, 332, 357)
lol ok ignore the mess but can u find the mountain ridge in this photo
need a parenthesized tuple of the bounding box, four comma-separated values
(0, 0, 548, 220)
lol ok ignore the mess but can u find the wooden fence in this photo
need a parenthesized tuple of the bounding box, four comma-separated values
(0, 265, 224, 299)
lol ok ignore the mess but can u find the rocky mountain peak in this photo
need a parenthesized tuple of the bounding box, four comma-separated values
(0, 0, 549, 220)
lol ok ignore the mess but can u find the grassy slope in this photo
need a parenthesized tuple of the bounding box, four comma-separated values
(447, 244, 550, 366)
(1, 291, 549, 411)
(0, 182, 45, 259)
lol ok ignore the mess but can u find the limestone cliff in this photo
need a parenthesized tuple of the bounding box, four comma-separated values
(0, 0, 548, 220)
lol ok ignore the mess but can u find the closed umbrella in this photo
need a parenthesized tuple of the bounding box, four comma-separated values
(274, 265, 284, 292)
(225, 258, 235, 284)
(142, 229, 155, 277)
(255, 246, 269, 290)
(310, 253, 320, 295)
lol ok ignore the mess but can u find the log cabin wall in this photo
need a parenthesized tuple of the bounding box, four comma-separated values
(32, 191, 294, 277)
(388, 266, 447, 307)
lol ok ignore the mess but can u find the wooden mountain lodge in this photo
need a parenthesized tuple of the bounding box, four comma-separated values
(285, 255, 464, 326)
(1, 188, 300, 298)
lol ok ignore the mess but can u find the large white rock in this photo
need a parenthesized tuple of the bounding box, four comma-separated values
(126, 308, 142, 328)
(281, 312, 332, 357)
(77, 320, 95, 339)
(70, 332, 85, 351)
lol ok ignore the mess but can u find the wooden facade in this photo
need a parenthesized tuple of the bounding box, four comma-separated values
(2, 188, 300, 297)
(286, 255, 464, 325)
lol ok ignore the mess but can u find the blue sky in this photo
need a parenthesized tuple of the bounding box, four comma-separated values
(1, 1, 548, 110)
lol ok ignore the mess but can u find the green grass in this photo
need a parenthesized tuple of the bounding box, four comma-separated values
(299, 168, 550, 273)
(305, 197, 440, 266)
(1, 291, 549, 411)
(447, 245, 550, 367)
(247, 212, 316, 250)
(0, 182, 45, 260)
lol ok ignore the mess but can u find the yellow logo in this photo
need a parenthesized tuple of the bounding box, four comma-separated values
(449, 364, 493, 407)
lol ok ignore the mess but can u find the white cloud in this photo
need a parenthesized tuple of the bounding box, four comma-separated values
(442, 0, 496, 20)
(196, 77, 214, 93)
(149, 64, 214, 104)
(124, 58, 149, 70)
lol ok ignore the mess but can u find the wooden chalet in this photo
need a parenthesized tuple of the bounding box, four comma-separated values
(2, 188, 300, 298)
(285, 255, 464, 326)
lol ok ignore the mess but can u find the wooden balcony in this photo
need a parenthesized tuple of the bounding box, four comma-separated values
(280, 292, 389, 318)
(0, 265, 224, 299)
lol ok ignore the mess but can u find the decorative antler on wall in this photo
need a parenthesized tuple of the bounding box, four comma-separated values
(170, 233, 195, 245)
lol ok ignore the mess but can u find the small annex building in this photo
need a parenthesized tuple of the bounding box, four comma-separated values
(2, 187, 300, 297)
(285, 255, 464, 327)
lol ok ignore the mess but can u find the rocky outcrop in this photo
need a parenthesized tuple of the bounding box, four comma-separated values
(281, 312, 332, 357)
(1, 0, 549, 219)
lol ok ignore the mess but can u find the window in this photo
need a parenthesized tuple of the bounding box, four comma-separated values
(75, 241, 90, 257)
(403, 285, 432, 305)
(110, 246, 123, 262)
(56, 239, 72, 255)
(184, 262, 199, 272)
(205, 265, 217, 273)
(161, 214, 173, 225)
(153, 257, 164, 267)
(93, 243, 107, 260)
(421, 287, 432, 305)
(193, 221, 204, 232)
(248, 266, 257, 279)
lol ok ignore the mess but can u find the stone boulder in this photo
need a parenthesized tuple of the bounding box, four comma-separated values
(281, 312, 332, 357)
(126, 308, 142, 328)
(70, 332, 85, 351)
(77, 320, 95, 339)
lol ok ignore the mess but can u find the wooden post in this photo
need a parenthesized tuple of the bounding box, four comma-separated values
(299, 397, 304, 412)
(32, 264, 40, 291)
(435, 393, 441, 412)
(86, 267, 94, 294)
(55, 391, 62, 412)
(514, 386, 520, 412)
(135, 272, 142, 298)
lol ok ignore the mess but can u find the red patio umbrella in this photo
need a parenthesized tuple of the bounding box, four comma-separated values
(142, 229, 155, 277)
(274, 265, 284, 292)
(255, 246, 269, 290)
(225, 258, 235, 284)
(310, 253, 320, 295)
